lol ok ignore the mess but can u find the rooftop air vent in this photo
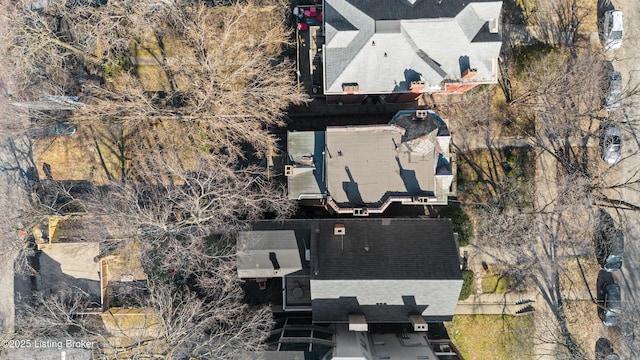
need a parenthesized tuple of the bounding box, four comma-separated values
(415, 110, 428, 119)
(334, 224, 346, 235)
(299, 155, 314, 166)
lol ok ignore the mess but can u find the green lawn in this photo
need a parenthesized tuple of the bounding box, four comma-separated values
(482, 275, 510, 294)
(447, 314, 534, 360)
(459, 270, 475, 300)
(456, 147, 536, 208)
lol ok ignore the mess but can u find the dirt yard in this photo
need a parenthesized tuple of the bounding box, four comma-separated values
(33, 122, 125, 185)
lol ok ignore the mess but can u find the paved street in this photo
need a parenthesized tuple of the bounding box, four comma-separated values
(0, 134, 32, 337)
(606, 0, 640, 357)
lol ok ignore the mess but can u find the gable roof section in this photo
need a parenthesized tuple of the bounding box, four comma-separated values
(311, 280, 462, 322)
(323, 0, 503, 94)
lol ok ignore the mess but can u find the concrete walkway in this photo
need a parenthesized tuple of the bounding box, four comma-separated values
(456, 291, 594, 315)
(456, 293, 537, 315)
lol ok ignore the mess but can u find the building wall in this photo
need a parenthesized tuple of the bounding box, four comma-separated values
(333, 325, 371, 360)
(333, 324, 440, 360)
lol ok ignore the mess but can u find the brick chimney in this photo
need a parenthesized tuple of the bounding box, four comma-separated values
(410, 80, 425, 93)
(342, 83, 359, 94)
(462, 68, 477, 79)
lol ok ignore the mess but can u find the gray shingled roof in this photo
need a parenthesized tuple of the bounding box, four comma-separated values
(324, 0, 503, 94)
(389, 110, 450, 141)
(310, 218, 461, 322)
(242, 218, 462, 323)
(287, 114, 454, 205)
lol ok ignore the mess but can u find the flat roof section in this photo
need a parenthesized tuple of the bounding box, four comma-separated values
(325, 125, 435, 205)
(237, 230, 304, 279)
(37, 242, 101, 302)
(286, 131, 327, 200)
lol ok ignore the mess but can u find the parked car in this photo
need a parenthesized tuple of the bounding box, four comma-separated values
(595, 338, 620, 360)
(594, 209, 624, 272)
(602, 10, 624, 50)
(605, 71, 622, 112)
(598, 281, 622, 326)
(29, 123, 77, 138)
(602, 228, 624, 272)
(601, 126, 621, 165)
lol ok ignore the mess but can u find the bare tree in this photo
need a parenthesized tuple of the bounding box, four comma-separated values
(2, 1, 303, 357)
(532, 0, 591, 48)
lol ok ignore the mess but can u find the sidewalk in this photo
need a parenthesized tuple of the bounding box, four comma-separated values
(455, 291, 594, 315)
(455, 293, 537, 315)
(452, 135, 598, 153)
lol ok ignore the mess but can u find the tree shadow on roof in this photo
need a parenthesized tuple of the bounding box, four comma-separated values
(393, 68, 423, 93)
(396, 155, 421, 194)
(342, 166, 364, 205)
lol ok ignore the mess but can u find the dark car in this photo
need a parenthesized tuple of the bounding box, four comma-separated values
(594, 209, 624, 272)
(595, 338, 620, 360)
(593, 209, 624, 272)
(605, 71, 622, 112)
(598, 282, 622, 326)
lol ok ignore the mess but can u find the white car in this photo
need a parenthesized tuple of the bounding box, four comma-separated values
(601, 126, 621, 165)
(603, 10, 623, 51)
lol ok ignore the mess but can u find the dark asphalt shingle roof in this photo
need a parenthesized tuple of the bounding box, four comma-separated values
(243, 218, 462, 323)
(311, 218, 459, 280)
(244, 218, 460, 281)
